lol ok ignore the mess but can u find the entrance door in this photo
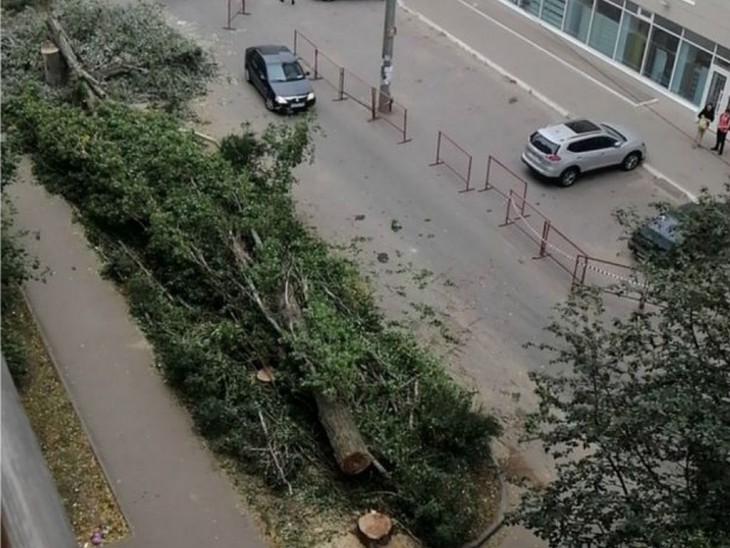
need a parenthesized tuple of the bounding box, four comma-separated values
(703, 66, 730, 114)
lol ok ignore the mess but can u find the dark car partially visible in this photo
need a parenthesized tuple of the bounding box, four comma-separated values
(244, 45, 315, 113)
(628, 203, 698, 259)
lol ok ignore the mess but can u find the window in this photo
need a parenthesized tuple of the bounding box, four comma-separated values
(642, 27, 679, 88)
(588, 0, 622, 57)
(531, 132, 560, 154)
(541, 0, 566, 28)
(253, 53, 265, 76)
(670, 41, 712, 105)
(568, 137, 605, 152)
(564, 0, 594, 43)
(653, 14, 682, 36)
(519, 0, 541, 17)
(616, 13, 649, 72)
(267, 61, 305, 82)
(594, 136, 618, 148)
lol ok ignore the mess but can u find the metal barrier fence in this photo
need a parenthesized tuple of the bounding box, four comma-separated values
(430, 130, 474, 192)
(481, 155, 528, 216)
(293, 30, 411, 143)
(293, 32, 345, 97)
(224, 0, 248, 30)
(376, 91, 412, 144)
(573, 255, 648, 305)
(504, 190, 587, 277)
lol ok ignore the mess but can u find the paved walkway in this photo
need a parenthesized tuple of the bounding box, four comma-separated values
(10, 170, 266, 548)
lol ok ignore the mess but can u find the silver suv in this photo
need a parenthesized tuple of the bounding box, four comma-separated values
(521, 119, 647, 187)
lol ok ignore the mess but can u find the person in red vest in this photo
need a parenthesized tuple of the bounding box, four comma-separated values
(712, 106, 730, 155)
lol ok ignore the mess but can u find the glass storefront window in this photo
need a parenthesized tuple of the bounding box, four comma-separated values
(642, 27, 679, 88)
(670, 41, 712, 105)
(564, 0, 594, 43)
(588, 0, 622, 57)
(519, 0, 541, 17)
(541, 0, 567, 28)
(615, 13, 649, 72)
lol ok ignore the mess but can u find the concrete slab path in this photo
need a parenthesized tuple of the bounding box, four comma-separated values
(9, 170, 266, 548)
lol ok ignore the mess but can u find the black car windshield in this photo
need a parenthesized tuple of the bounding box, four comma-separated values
(267, 61, 305, 82)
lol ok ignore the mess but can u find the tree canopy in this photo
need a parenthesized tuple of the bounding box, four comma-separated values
(517, 190, 730, 547)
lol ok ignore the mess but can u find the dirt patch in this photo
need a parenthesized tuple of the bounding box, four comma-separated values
(503, 445, 547, 490)
(4, 288, 129, 546)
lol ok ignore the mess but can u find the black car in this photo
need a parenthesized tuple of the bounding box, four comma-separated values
(628, 203, 697, 259)
(244, 45, 315, 113)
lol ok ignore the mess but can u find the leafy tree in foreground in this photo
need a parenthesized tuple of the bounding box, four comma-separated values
(517, 189, 730, 547)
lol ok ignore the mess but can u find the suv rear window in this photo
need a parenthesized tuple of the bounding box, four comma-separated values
(530, 132, 559, 154)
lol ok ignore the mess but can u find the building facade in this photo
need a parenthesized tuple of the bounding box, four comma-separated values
(508, 0, 730, 111)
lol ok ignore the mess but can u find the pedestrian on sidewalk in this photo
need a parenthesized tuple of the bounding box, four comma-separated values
(693, 102, 715, 148)
(711, 106, 729, 155)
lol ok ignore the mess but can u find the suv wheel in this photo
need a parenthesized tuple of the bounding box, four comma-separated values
(244, 67, 251, 83)
(621, 151, 641, 171)
(265, 97, 275, 111)
(558, 167, 579, 187)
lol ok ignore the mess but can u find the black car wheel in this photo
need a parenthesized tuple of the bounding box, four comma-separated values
(244, 67, 251, 83)
(265, 96, 275, 111)
(621, 151, 641, 171)
(558, 167, 579, 187)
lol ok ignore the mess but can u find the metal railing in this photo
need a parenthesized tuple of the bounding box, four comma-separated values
(430, 130, 474, 192)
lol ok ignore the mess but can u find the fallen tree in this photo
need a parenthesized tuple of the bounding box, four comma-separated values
(2, 0, 216, 110)
(4, 89, 502, 546)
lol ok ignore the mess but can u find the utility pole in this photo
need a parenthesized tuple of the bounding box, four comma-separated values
(378, 0, 397, 113)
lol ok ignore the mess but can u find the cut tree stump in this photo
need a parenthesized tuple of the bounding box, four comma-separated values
(255, 366, 275, 384)
(356, 511, 393, 546)
(41, 42, 66, 86)
(315, 393, 373, 475)
(45, 16, 106, 109)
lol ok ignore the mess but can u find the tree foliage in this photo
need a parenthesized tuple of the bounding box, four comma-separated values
(1, 137, 42, 386)
(517, 190, 730, 547)
(1, 0, 216, 111)
(3, 89, 502, 546)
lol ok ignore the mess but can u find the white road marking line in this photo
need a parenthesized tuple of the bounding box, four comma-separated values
(398, 0, 697, 204)
(398, 0, 570, 118)
(455, 0, 642, 108)
(642, 163, 697, 202)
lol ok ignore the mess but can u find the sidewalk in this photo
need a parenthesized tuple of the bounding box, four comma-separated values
(9, 171, 266, 548)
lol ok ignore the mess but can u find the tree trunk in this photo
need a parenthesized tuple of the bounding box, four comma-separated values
(226, 235, 375, 477)
(356, 511, 392, 546)
(45, 16, 106, 109)
(41, 42, 66, 86)
(314, 392, 372, 475)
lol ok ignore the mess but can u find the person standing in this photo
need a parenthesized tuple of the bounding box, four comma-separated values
(694, 103, 715, 148)
(711, 106, 730, 155)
